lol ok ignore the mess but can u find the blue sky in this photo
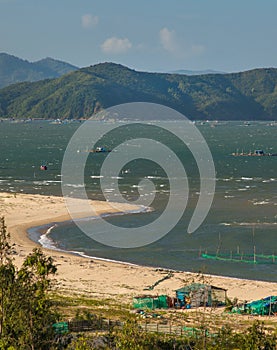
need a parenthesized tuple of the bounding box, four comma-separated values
(1, 0, 277, 73)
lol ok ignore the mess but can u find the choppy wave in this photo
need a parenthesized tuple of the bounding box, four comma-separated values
(63, 183, 84, 188)
(220, 222, 277, 227)
(262, 178, 276, 183)
(38, 224, 60, 250)
(252, 200, 271, 205)
(103, 188, 115, 192)
(33, 180, 61, 186)
(218, 176, 276, 183)
(145, 176, 165, 180)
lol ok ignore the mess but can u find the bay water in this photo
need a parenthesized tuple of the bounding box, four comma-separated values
(0, 120, 276, 281)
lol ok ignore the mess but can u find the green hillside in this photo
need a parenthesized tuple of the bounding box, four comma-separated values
(0, 62, 277, 120)
(0, 53, 78, 89)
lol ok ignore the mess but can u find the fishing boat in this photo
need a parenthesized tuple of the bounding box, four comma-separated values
(90, 147, 111, 153)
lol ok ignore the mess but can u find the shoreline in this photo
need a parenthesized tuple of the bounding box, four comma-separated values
(1, 191, 277, 303)
(29, 220, 276, 285)
(28, 204, 151, 253)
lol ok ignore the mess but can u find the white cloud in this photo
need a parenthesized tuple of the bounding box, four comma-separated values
(81, 14, 98, 29)
(159, 27, 179, 53)
(101, 37, 132, 54)
(159, 27, 205, 58)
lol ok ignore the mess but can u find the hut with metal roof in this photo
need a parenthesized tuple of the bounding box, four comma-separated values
(175, 283, 227, 308)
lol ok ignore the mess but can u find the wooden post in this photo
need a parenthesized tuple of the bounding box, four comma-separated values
(216, 233, 221, 257)
(269, 296, 272, 316)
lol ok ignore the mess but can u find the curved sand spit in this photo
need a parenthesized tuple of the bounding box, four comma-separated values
(0, 192, 276, 302)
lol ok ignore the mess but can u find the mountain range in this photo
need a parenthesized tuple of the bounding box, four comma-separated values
(0, 53, 78, 89)
(170, 69, 226, 75)
(0, 53, 277, 120)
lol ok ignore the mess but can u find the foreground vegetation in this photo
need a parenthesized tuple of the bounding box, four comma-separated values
(0, 217, 57, 349)
(0, 217, 276, 349)
(61, 320, 276, 350)
(1, 63, 277, 120)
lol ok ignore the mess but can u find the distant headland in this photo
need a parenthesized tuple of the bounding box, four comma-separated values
(0, 52, 277, 121)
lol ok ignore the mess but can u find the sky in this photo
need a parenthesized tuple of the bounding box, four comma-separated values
(1, 0, 277, 73)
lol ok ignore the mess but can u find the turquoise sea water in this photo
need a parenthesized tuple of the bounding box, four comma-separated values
(0, 120, 276, 281)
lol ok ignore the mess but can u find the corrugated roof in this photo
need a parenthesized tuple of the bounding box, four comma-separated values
(176, 283, 227, 292)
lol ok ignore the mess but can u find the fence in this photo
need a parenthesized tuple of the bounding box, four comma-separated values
(54, 318, 210, 338)
(67, 318, 122, 332)
(140, 322, 187, 336)
(54, 317, 122, 334)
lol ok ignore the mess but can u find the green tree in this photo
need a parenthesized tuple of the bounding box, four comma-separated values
(242, 321, 276, 350)
(0, 217, 58, 350)
(0, 217, 15, 344)
(13, 249, 57, 349)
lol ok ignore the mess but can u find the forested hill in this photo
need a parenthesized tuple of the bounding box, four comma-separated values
(0, 53, 78, 88)
(0, 62, 277, 120)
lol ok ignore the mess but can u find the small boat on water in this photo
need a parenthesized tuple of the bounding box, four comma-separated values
(40, 165, 47, 170)
(90, 147, 112, 153)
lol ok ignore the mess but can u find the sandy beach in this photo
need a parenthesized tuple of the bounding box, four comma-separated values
(1, 191, 276, 303)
